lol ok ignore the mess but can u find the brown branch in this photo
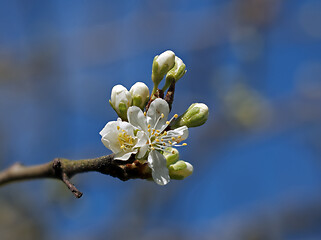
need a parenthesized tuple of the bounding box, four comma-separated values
(164, 81, 175, 111)
(0, 154, 151, 198)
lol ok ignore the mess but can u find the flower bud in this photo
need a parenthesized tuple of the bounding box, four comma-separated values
(109, 84, 132, 120)
(163, 56, 186, 91)
(151, 50, 175, 91)
(170, 103, 209, 128)
(168, 160, 193, 180)
(163, 147, 180, 167)
(130, 82, 150, 110)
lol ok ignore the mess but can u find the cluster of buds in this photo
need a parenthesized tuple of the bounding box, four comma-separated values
(101, 50, 209, 185)
(109, 82, 149, 120)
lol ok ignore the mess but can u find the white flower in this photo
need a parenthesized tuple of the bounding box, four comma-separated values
(110, 85, 132, 120)
(127, 98, 189, 185)
(129, 82, 150, 110)
(99, 118, 145, 160)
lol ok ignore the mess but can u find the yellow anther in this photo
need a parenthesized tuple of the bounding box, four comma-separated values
(174, 114, 178, 118)
(155, 139, 160, 142)
(122, 130, 125, 132)
(178, 136, 182, 139)
(117, 126, 120, 130)
(182, 143, 187, 146)
(144, 112, 147, 116)
(172, 150, 175, 154)
(171, 137, 175, 141)
(155, 133, 159, 136)
(166, 121, 170, 125)
(161, 139, 164, 142)
(163, 131, 167, 135)
(163, 143, 166, 146)
(148, 129, 151, 132)
(147, 124, 151, 128)
(168, 141, 172, 144)
(120, 145, 125, 149)
(161, 113, 164, 118)
(156, 130, 160, 133)
(151, 147, 155, 150)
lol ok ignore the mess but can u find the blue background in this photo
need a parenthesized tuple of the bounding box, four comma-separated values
(1, 0, 321, 239)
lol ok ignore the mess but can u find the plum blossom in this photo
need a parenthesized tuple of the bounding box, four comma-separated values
(99, 118, 145, 160)
(127, 98, 189, 185)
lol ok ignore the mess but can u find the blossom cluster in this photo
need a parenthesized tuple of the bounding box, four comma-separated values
(100, 50, 209, 185)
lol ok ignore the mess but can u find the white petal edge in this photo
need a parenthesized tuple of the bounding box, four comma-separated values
(168, 126, 189, 142)
(135, 131, 149, 148)
(147, 98, 169, 130)
(137, 145, 149, 159)
(127, 106, 148, 132)
(148, 150, 170, 185)
(114, 150, 137, 161)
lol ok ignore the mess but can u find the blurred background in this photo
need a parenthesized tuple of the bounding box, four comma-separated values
(0, 0, 321, 239)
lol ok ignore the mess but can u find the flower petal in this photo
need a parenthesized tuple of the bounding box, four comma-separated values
(168, 126, 189, 142)
(127, 106, 148, 132)
(137, 145, 149, 159)
(148, 150, 170, 185)
(99, 120, 118, 137)
(101, 134, 120, 153)
(135, 131, 149, 147)
(117, 120, 135, 136)
(114, 150, 137, 161)
(147, 98, 169, 130)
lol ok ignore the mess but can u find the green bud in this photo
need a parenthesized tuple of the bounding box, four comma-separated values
(168, 160, 193, 180)
(163, 56, 186, 91)
(151, 50, 175, 94)
(163, 147, 180, 167)
(129, 82, 150, 110)
(170, 103, 209, 128)
(110, 84, 132, 121)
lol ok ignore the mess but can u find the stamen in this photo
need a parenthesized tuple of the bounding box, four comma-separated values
(166, 121, 170, 125)
(144, 112, 146, 116)
(155, 139, 160, 142)
(171, 137, 175, 141)
(147, 124, 151, 128)
(151, 147, 155, 150)
(182, 143, 187, 146)
(120, 145, 125, 149)
(172, 150, 175, 154)
(154, 146, 167, 151)
(153, 113, 165, 129)
(117, 126, 120, 130)
(161, 113, 164, 118)
(156, 130, 160, 133)
(168, 141, 172, 145)
(174, 114, 178, 118)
